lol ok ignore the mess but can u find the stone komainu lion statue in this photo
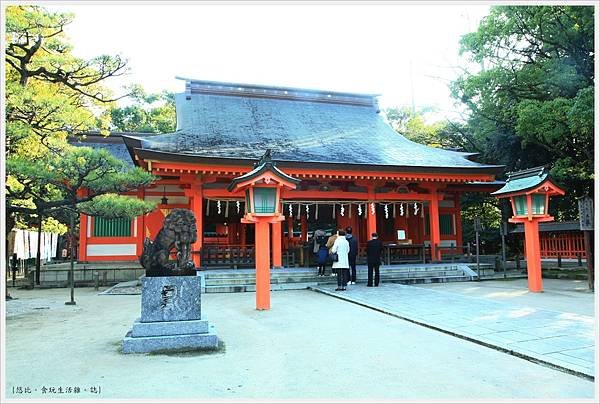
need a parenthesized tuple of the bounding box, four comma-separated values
(140, 208, 198, 276)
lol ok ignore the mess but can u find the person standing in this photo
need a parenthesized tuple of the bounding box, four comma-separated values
(313, 229, 329, 276)
(366, 232, 384, 287)
(326, 230, 338, 277)
(345, 226, 358, 284)
(331, 229, 350, 291)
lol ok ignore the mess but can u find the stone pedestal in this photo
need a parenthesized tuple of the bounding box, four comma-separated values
(122, 276, 219, 354)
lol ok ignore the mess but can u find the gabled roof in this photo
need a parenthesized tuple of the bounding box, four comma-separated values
(124, 79, 503, 175)
(491, 166, 564, 196)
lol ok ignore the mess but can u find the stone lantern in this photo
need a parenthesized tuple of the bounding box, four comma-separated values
(492, 166, 565, 292)
(228, 150, 300, 309)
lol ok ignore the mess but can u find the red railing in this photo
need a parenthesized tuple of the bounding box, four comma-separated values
(540, 233, 586, 259)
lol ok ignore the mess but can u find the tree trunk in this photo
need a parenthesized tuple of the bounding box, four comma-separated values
(66, 212, 76, 305)
(35, 215, 43, 285)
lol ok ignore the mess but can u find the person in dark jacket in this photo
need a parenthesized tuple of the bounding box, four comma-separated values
(345, 226, 358, 284)
(366, 232, 384, 287)
(313, 229, 329, 276)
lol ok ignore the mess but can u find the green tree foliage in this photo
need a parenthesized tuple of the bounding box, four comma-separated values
(4, 6, 158, 235)
(451, 5, 594, 219)
(384, 106, 457, 149)
(109, 86, 176, 133)
(5, 5, 128, 157)
(6, 147, 156, 218)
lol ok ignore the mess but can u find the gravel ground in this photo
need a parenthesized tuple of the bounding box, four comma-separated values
(3, 286, 597, 400)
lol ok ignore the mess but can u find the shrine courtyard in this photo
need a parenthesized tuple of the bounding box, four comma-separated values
(4, 279, 596, 400)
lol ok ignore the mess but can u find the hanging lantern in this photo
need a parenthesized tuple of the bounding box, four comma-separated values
(161, 186, 169, 205)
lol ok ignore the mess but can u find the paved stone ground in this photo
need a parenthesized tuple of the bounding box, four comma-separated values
(312, 278, 596, 379)
(3, 284, 597, 400)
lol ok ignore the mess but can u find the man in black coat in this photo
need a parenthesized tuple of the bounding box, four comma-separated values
(366, 232, 384, 287)
(345, 226, 358, 284)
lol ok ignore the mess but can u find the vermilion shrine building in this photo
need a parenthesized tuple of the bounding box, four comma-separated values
(75, 78, 504, 267)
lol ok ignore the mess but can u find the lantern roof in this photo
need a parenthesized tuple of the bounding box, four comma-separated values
(491, 166, 565, 197)
(227, 149, 301, 192)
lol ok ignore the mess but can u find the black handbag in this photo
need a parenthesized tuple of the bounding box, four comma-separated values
(329, 252, 339, 262)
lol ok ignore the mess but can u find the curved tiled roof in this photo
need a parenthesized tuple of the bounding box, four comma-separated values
(131, 79, 502, 173)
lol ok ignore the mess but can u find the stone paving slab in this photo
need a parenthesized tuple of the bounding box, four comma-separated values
(310, 283, 596, 380)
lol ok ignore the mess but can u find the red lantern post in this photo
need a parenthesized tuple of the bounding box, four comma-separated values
(492, 167, 565, 292)
(228, 150, 300, 310)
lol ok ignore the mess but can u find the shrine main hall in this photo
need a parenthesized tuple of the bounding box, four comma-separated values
(75, 78, 503, 267)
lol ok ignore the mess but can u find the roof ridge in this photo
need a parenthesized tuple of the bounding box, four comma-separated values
(506, 166, 547, 181)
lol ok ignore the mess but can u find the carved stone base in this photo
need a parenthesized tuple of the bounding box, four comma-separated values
(122, 324, 219, 354)
(140, 276, 201, 322)
(122, 276, 219, 354)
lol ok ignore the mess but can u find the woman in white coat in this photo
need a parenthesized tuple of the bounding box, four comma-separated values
(331, 229, 350, 291)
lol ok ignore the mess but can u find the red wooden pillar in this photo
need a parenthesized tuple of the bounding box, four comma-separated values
(429, 189, 441, 261)
(300, 215, 308, 243)
(255, 219, 271, 310)
(240, 223, 247, 246)
(524, 219, 543, 292)
(185, 184, 203, 268)
(271, 221, 282, 268)
(135, 188, 145, 257)
(454, 192, 463, 249)
(78, 214, 88, 262)
(366, 186, 377, 237)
